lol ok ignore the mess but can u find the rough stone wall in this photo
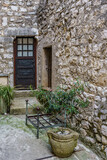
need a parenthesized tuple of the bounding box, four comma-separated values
(0, 0, 40, 87)
(37, 0, 107, 159)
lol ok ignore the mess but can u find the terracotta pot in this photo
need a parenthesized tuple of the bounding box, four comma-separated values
(47, 128, 79, 158)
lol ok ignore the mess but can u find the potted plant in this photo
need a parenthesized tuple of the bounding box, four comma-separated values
(32, 81, 89, 158)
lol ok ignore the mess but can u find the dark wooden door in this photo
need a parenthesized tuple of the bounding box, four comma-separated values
(47, 48, 52, 88)
(45, 47, 52, 88)
(14, 37, 36, 89)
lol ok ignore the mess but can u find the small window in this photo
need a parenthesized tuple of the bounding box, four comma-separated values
(28, 45, 33, 50)
(23, 45, 27, 50)
(28, 51, 33, 56)
(17, 45, 22, 50)
(17, 37, 34, 57)
(23, 38, 27, 44)
(17, 51, 22, 57)
(18, 38, 22, 44)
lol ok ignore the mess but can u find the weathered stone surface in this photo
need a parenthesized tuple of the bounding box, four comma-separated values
(105, 147, 107, 158)
(86, 136, 96, 144)
(101, 125, 107, 137)
(96, 134, 102, 143)
(2, 17, 7, 26)
(80, 128, 87, 137)
(101, 0, 107, 4)
(11, 6, 18, 11)
(81, 120, 90, 130)
(102, 136, 107, 145)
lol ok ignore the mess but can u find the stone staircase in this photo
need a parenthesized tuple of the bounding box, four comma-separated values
(10, 90, 42, 115)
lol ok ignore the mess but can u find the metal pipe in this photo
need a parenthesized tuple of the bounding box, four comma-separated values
(25, 99, 28, 125)
(37, 112, 39, 139)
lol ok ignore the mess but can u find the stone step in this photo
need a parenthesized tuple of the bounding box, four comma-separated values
(10, 97, 42, 115)
(13, 90, 34, 98)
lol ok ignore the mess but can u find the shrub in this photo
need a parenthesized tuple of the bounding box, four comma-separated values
(32, 80, 89, 116)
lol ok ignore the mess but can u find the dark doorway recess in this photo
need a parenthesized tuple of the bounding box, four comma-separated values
(44, 47, 52, 88)
(14, 37, 37, 89)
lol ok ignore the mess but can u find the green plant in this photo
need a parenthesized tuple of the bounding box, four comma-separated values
(54, 80, 89, 115)
(32, 80, 89, 116)
(31, 86, 52, 112)
(0, 85, 14, 113)
(32, 81, 89, 133)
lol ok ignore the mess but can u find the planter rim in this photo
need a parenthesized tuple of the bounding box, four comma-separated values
(47, 127, 79, 140)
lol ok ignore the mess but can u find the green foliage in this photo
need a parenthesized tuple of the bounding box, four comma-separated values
(0, 85, 14, 113)
(32, 81, 89, 115)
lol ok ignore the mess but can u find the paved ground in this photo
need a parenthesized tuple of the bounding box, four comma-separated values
(0, 115, 102, 160)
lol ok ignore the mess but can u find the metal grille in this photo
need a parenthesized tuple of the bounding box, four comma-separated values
(25, 100, 65, 139)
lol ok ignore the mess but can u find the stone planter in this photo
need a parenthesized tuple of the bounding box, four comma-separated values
(47, 128, 79, 158)
(0, 97, 7, 114)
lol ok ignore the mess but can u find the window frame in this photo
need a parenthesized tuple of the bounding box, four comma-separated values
(16, 37, 34, 58)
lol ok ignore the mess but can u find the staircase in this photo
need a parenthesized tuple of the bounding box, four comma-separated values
(10, 90, 42, 115)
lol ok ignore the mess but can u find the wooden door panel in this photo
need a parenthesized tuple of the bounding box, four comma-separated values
(15, 59, 35, 88)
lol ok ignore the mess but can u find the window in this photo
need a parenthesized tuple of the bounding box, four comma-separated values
(17, 37, 34, 57)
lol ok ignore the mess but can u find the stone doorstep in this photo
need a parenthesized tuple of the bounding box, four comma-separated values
(10, 96, 42, 115)
(13, 90, 34, 98)
(10, 107, 37, 115)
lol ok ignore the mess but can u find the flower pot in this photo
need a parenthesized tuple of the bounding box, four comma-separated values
(47, 128, 79, 158)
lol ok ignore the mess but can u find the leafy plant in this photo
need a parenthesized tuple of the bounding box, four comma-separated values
(32, 80, 89, 116)
(0, 85, 14, 113)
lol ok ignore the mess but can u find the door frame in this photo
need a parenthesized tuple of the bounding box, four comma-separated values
(42, 46, 52, 88)
(13, 36, 37, 89)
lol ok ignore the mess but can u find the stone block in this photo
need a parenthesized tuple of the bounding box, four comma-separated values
(20, 8, 27, 12)
(101, 0, 107, 4)
(101, 29, 107, 39)
(101, 125, 107, 137)
(86, 136, 96, 144)
(96, 134, 102, 142)
(97, 73, 107, 87)
(2, 17, 7, 26)
(11, 6, 18, 11)
(102, 136, 107, 145)
(80, 128, 87, 137)
(81, 120, 90, 130)
(3, 54, 13, 59)
(0, 75, 8, 86)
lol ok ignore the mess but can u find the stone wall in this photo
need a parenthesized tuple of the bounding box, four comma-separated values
(0, 0, 40, 87)
(37, 0, 107, 159)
